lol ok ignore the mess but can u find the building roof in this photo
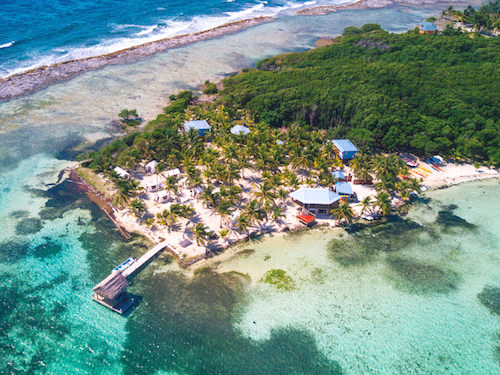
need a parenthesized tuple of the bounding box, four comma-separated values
(93, 272, 129, 300)
(145, 160, 157, 171)
(332, 171, 345, 180)
(113, 166, 129, 177)
(332, 139, 359, 153)
(184, 120, 211, 131)
(163, 168, 181, 178)
(418, 22, 437, 31)
(230, 125, 250, 135)
(157, 190, 169, 199)
(289, 188, 341, 205)
(335, 181, 353, 196)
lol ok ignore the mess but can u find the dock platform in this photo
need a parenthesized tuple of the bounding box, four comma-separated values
(92, 240, 170, 314)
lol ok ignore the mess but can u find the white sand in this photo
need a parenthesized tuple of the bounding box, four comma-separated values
(107, 159, 499, 263)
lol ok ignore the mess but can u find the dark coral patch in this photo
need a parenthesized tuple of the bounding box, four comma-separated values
(477, 286, 500, 315)
(436, 210, 475, 229)
(386, 256, 461, 295)
(32, 240, 63, 259)
(0, 241, 30, 263)
(15, 217, 43, 235)
(9, 210, 29, 219)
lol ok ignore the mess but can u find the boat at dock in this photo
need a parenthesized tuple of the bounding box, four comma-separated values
(92, 241, 170, 314)
(112, 257, 136, 273)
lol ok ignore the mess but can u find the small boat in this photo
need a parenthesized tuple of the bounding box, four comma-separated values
(419, 166, 433, 174)
(400, 156, 417, 167)
(112, 257, 136, 273)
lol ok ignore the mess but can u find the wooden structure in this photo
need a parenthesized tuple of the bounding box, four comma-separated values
(92, 241, 170, 314)
(92, 272, 134, 314)
(289, 188, 341, 215)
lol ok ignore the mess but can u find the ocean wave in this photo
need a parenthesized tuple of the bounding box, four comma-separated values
(0, 41, 15, 49)
(0, 0, 350, 78)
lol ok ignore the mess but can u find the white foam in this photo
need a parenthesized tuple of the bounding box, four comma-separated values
(0, 0, 353, 78)
(0, 41, 15, 49)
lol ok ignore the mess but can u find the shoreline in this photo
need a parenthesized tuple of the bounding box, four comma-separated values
(0, 0, 472, 103)
(0, 17, 274, 103)
(71, 163, 499, 269)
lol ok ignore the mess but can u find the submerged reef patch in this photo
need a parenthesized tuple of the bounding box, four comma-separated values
(0, 240, 30, 263)
(261, 269, 295, 291)
(436, 210, 476, 230)
(32, 239, 63, 259)
(122, 268, 341, 375)
(9, 210, 29, 219)
(477, 286, 500, 315)
(15, 217, 43, 235)
(385, 256, 461, 295)
(328, 217, 425, 267)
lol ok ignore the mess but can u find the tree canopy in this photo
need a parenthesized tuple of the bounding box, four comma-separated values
(220, 24, 500, 165)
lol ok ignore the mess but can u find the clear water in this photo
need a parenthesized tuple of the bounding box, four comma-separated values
(1, 4, 499, 374)
(0, 0, 351, 77)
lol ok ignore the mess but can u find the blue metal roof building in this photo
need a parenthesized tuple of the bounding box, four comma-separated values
(184, 120, 211, 136)
(335, 182, 354, 200)
(418, 22, 437, 33)
(331, 171, 346, 181)
(332, 139, 359, 160)
(289, 188, 341, 214)
(230, 125, 250, 135)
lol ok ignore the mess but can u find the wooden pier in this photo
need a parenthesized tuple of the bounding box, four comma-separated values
(92, 241, 170, 314)
(122, 241, 170, 279)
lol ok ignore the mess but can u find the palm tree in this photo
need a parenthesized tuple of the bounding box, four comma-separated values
(243, 200, 264, 226)
(192, 223, 211, 246)
(271, 205, 286, 226)
(252, 182, 277, 206)
(360, 196, 373, 215)
(215, 199, 233, 228)
(158, 209, 178, 232)
(234, 214, 250, 235)
(375, 191, 392, 217)
(219, 228, 230, 244)
(330, 202, 354, 225)
(129, 199, 146, 219)
(163, 176, 178, 201)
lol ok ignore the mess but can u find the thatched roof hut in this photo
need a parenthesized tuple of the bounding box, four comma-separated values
(93, 272, 129, 301)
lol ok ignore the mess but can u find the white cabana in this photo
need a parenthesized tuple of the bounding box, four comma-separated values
(163, 168, 181, 178)
(230, 125, 250, 136)
(113, 166, 129, 180)
(155, 190, 169, 203)
(145, 160, 158, 175)
(146, 180, 159, 192)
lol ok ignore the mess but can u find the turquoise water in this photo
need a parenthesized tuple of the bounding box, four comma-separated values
(1, 5, 499, 374)
(0, 0, 350, 77)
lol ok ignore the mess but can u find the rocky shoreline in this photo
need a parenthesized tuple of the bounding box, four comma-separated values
(0, 17, 274, 102)
(0, 0, 477, 103)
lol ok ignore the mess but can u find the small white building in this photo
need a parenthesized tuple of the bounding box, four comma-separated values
(146, 180, 159, 192)
(113, 166, 129, 180)
(145, 160, 158, 175)
(155, 190, 169, 203)
(163, 168, 181, 178)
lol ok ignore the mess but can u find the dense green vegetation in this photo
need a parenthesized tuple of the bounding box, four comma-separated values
(220, 24, 500, 165)
(443, 0, 500, 32)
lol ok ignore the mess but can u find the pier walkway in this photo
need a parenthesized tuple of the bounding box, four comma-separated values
(122, 240, 170, 279)
(92, 240, 171, 314)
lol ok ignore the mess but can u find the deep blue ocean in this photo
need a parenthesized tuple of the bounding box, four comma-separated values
(0, 0, 341, 77)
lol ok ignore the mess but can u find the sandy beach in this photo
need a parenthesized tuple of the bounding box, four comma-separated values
(82, 158, 498, 267)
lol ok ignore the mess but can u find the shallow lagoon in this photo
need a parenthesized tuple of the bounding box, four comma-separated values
(0, 4, 499, 374)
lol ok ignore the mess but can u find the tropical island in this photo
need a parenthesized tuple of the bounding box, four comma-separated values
(77, 2, 500, 265)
